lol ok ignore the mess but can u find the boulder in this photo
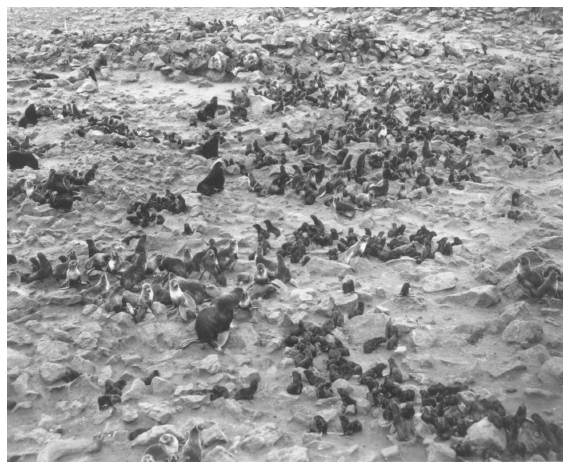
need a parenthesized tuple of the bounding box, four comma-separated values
(196, 354, 222, 375)
(500, 301, 533, 324)
(538, 357, 562, 385)
(501, 320, 543, 344)
(202, 424, 228, 447)
(39, 362, 68, 385)
(344, 314, 388, 344)
(303, 257, 352, 277)
(422, 272, 457, 292)
(427, 442, 456, 462)
(208, 51, 228, 72)
(465, 417, 507, 451)
(7, 348, 31, 369)
(439, 285, 500, 308)
(266, 446, 309, 462)
(170, 40, 189, 55)
(240, 423, 283, 452)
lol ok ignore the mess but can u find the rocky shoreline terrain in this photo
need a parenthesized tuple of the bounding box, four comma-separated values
(7, 7, 563, 462)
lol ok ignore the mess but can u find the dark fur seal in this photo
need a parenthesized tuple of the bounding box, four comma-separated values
(125, 235, 146, 263)
(197, 160, 225, 196)
(179, 287, 252, 352)
(104, 284, 123, 313)
(18, 104, 38, 128)
(120, 252, 146, 291)
(181, 426, 202, 462)
(7, 150, 39, 171)
(195, 131, 220, 159)
(22, 253, 52, 283)
(159, 255, 187, 278)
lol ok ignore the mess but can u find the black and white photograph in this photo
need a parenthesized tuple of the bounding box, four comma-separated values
(5, 2, 564, 462)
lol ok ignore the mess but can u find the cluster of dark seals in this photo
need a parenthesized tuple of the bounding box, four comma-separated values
(125, 190, 188, 227)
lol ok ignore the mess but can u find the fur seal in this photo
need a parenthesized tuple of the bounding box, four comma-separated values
(7, 150, 39, 171)
(166, 274, 207, 304)
(81, 273, 110, 304)
(18, 104, 38, 128)
(333, 196, 358, 218)
(142, 434, 179, 462)
(234, 378, 259, 401)
(275, 254, 292, 284)
(535, 271, 559, 299)
(286, 371, 303, 395)
(168, 279, 195, 321)
(126, 283, 154, 323)
(516, 256, 543, 296)
(253, 263, 269, 285)
(120, 252, 147, 292)
(21, 253, 52, 283)
(198, 249, 221, 282)
(197, 160, 225, 196)
(181, 426, 202, 462)
(107, 251, 131, 276)
(264, 219, 281, 237)
(85, 253, 110, 273)
(179, 287, 252, 352)
(53, 250, 77, 280)
(159, 255, 187, 278)
(217, 239, 238, 271)
(343, 234, 369, 265)
(104, 284, 123, 314)
(60, 260, 89, 289)
(340, 415, 363, 436)
(145, 253, 164, 276)
(125, 235, 146, 263)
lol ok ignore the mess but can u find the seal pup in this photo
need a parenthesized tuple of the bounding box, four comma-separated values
(234, 378, 260, 401)
(145, 253, 164, 276)
(126, 283, 154, 323)
(535, 271, 559, 299)
(340, 415, 363, 436)
(104, 284, 123, 314)
(516, 256, 543, 296)
(81, 273, 110, 304)
(217, 239, 238, 271)
(276, 254, 295, 286)
(120, 252, 147, 292)
(168, 279, 196, 321)
(53, 250, 78, 280)
(197, 160, 225, 196)
(180, 426, 202, 462)
(264, 219, 281, 237)
(21, 252, 52, 283)
(179, 287, 252, 352)
(333, 196, 359, 219)
(107, 251, 131, 276)
(309, 415, 328, 436)
(60, 260, 90, 289)
(142, 434, 179, 462)
(198, 249, 221, 282)
(253, 263, 269, 285)
(343, 234, 369, 266)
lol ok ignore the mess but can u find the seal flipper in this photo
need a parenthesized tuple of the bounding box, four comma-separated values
(179, 338, 200, 349)
(60, 280, 70, 289)
(178, 305, 188, 322)
(217, 329, 230, 348)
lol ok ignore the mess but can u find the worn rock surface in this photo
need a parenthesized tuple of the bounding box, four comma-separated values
(6, 5, 563, 464)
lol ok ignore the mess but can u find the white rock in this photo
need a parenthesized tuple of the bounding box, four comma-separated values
(422, 272, 457, 292)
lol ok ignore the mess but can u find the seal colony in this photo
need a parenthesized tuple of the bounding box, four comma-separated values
(7, 6, 563, 463)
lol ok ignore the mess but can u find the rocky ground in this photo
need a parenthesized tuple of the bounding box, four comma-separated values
(6, 6, 563, 463)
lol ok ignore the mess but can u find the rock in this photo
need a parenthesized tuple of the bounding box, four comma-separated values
(227, 323, 260, 348)
(410, 328, 439, 348)
(121, 379, 148, 402)
(76, 79, 98, 93)
(535, 236, 562, 250)
(344, 314, 388, 344)
(139, 402, 174, 424)
(151, 377, 176, 395)
(121, 407, 139, 423)
(249, 94, 275, 117)
(538, 357, 562, 385)
(170, 40, 189, 54)
(465, 417, 507, 451)
(202, 424, 228, 447)
(7, 348, 31, 369)
(501, 320, 543, 344)
(422, 272, 457, 292)
(266, 446, 309, 462)
(238, 366, 260, 383)
(196, 354, 222, 375)
(75, 331, 98, 350)
(204, 446, 236, 462)
(517, 344, 550, 365)
(178, 394, 210, 409)
(427, 442, 456, 462)
(240, 423, 283, 452)
(331, 291, 358, 313)
(523, 388, 558, 399)
(39, 362, 68, 385)
(36, 340, 71, 362)
(500, 301, 533, 324)
(44, 290, 83, 306)
(379, 445, 401, 461)
(439, 285, 501, 308)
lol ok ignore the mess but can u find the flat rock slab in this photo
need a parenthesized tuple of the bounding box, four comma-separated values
(422, 272, 457, 292)
(439, 285, 501, 308)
